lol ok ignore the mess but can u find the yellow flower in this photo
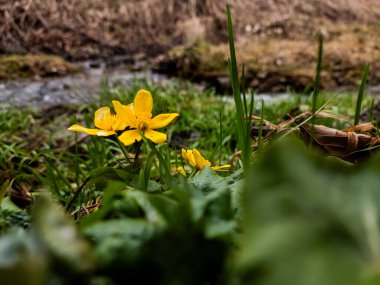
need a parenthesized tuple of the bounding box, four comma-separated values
(116, 89, 179, 146)
(68, 103, 127, 136)
(181, 148, 231, 172)
(176, 166, 187, 176)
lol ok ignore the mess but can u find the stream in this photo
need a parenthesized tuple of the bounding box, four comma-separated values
(0, 61, 169, 108)
(5, 59, 380, 109)
(0, 64, 293, 110)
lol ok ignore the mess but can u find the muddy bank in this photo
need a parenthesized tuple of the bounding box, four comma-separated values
(156, 24, 380, 94)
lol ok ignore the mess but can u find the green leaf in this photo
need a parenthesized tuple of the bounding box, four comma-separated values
(0, 180, 9, 205)
(32, 196, 94, 275)
(83, 219, 157, 268)
(191, 166, 226, 193)
(234, 137, 380, 285)
(0, 229, 46, 285)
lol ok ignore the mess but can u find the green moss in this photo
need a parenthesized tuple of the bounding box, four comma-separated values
(0, 54, 81, 81)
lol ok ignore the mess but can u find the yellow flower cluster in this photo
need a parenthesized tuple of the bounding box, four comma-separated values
(68, 89, 179, 146)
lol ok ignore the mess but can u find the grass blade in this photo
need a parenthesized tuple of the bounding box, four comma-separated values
(258, 100, 264, 152)
(312, 33, 324, 116)
(227, 4, 251, 170)
(354, 64, 370, 125)
(369, 98, 375, 123)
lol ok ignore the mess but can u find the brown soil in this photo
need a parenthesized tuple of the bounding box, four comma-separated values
(1, 0, 380, 91)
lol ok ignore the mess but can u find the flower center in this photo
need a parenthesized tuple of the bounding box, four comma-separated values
(138, 120, 149, 132)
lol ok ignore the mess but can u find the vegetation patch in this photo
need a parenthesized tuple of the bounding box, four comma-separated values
(159, 23, 380, 93)
(2, 5, 380, 285)
(0, 54, 80, 81)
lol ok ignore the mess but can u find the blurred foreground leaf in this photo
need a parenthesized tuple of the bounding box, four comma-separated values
(233, 138, 380, 285)
(32, 196, 94, 280)
(0, 229, 46, 285)
(82, 172, 241, 285)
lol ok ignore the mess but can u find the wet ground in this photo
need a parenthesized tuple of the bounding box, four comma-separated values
(0, 58, 298, 109)
(2, 52, 380, 110)
(0, 60, 168, 108)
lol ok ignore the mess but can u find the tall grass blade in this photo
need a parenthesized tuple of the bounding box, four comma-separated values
(141, 136, 171, 182)
(354, 64, 370, 125)
(258, 100, 264, 152)
(219, 107, 223, 163)
(141, 150, 154, 191)
(312, 33, 324, 116)
(227, 4, 251, 170)
(241, 64, 248, 116)
(369, 98, 375, 123)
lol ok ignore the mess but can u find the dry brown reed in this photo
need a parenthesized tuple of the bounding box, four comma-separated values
(0, 0, 379, 59)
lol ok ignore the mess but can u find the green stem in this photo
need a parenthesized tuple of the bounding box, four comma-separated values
(134, 141, 143, 163)
(114, 135, 132, 164)
(189, 168, 197, 178)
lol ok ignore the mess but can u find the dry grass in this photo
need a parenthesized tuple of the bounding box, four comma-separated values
(1, 0, 380, 59)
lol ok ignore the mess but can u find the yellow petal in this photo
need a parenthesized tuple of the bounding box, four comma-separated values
(181, 148, 188, 161)
(94, 107, 114, 130)
(149, 113, 179, 129)
(144, 129, 167, 144)
(112, 118, 127, 132)
(118, 130, 142, 146)
(112, 100, 137, 129)
(193, 149, 211, 169)
(134, 89, 153, 118)
(68, 124, 115, 136)
(182, 149, 196, 167)
(176, 166, 186, 176)
(211, 164, 231, 171)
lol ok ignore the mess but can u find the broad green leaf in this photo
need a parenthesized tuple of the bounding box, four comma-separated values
(233, 138, 380, 285)
(32, 196, 94, 276)
(0, 229, 46, 285)
(83, 219, 157, 268)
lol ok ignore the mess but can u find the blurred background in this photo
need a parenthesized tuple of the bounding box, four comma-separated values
(2, 2, 380, 284)
(1, 0, 380, 104)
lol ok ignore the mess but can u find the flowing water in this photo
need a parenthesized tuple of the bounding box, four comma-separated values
(0, 61, 168, 108)
(6, 58, 379, 110)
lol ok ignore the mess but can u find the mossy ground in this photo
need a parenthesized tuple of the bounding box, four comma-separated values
(0, 54, 80, 81)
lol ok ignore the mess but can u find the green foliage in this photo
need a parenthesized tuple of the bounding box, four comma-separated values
(0, 167, 240, 284)
(0, 196, 94, 284)
(82, 169, 240, 284)
(1, 8, 380, 285)
(233, 138, 380, 285)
